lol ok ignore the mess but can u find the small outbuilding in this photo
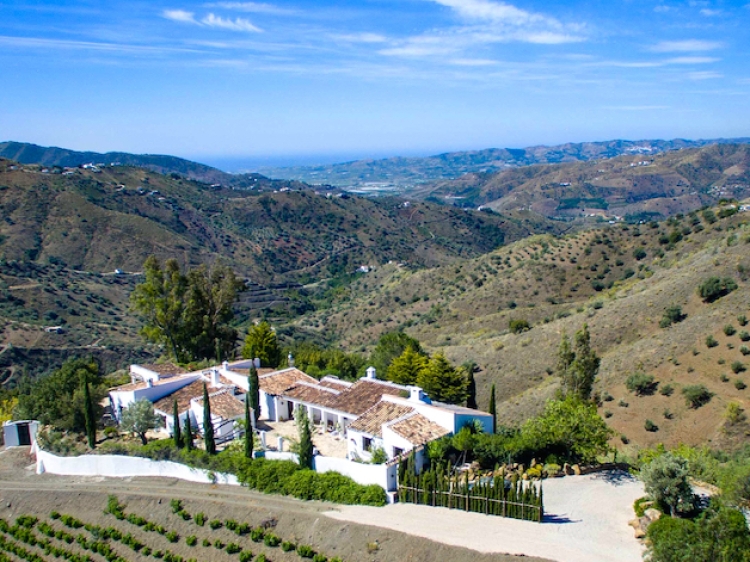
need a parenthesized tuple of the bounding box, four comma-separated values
(3, 420, 39, 447)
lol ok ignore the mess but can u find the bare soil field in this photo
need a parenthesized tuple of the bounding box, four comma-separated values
(0, 447, 550, 562)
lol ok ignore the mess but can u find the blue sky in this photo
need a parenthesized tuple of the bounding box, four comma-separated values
(1, 0, 749, 168)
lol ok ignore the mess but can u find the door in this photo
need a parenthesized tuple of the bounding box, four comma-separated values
(17, 423, 31, 446)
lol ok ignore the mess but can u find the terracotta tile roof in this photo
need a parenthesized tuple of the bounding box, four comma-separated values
(329, 379, 408, 416)
(347, 401, 415, 437)
(139, 363, 187, 377)
(282, 382, 340, 407)
(198, 390, 246, 420)
(153, 380, 206, 414)
(388, 413, 450, 445)
(318, 377, 353, 390)
(259, 368, 318, 395)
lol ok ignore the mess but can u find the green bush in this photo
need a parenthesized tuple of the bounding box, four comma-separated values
(282, 541, 296, 552)
(659, 384, 674, 397)
(698, 277, 738, 303)
(735, 379, 747, 391)
(740, 331, 750, 342)
(297, 545, 315, 558)
(186, 536, 197, 547)
(165, 531, 178, 543)
(169, 499, 183, 514)
(264, 534, 281, 547)
(509, 319, 530, 334)
(741, 346, 750, 356)
(202, 539, 210, 547)
(209, 519, 222, 530)
(724, 324, 737, 336)
(626, 372, 657, 396)
(239, 551, 253, 562)
(645, 419, 659, 432)
(732, 361, 747, 374)
(250, 527, 264, 542)
(706, 335, 719, 348)
(660, 305, 686, 328)
(739, 314, 748, 327)
(226, 543, 241, 554)
(194, 512, 205, 526)
(633, 248, 647, 260)
(682, 385, 713, 408)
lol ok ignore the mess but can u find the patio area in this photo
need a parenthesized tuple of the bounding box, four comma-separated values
(257, 419, 349, 459)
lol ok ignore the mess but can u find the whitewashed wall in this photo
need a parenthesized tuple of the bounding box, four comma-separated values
(35, 449, 239, 485)
(314, 455, 397, 492)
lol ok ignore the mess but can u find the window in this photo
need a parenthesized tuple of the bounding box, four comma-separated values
(393, 447, 404, 458)
(362, 436, 372, 452)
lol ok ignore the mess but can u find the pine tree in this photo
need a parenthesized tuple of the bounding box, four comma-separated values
(83, 380, 96, 449)
(488, 384, 497, 432)
(244, 397, 253, 459)
(248, 365, 260, 423)
(202, 383, 216, 455)
(557, 324, 600, 401)
(172, 399, 181, 448)
(296, 406, 314, 469)
(184, 413, 193, 451)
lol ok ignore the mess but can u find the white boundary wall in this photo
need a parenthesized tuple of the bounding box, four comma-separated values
(35, 449, 396, 499)
(36, 449, 239, 486)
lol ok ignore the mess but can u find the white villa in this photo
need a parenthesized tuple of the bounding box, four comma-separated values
(109, 359, 494, 463)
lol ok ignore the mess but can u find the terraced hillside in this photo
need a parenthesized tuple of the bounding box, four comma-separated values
(288, 203, 750, 452)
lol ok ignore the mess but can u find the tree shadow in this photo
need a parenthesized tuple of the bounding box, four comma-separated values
(542, 513, 578, 524)
(592, 469, 638, 486)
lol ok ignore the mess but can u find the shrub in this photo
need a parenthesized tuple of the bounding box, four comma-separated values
(297, 545, 315, 558)
(618, 399, 629, 408)
(645, 419, 659, 432)
(739, 314, 748, 327)
(169, 499, 183, 514)
(225, 519, 238, 531)
(50, 511, 61, 520)
(194, 512, 205, 526)
(660, 305, 686, 328)
(732, 361, 747, 374)
(239, 551, 253, 562)
(202, 539, 210, 547)
(682, 385, 713, 408)
(706, 335, 718, 348)
(659, 384, 674, 397)
(214, 539, 224, 549)
(724, 324, 737, 336)
(264, 534, 281, 547)
(735, 379, 747, 390)
(742, 346, 750, 356)
(740, 331, 750, 342)
(509, 319, 530, 334)
(250, 527, 265, 542)
(186, 536, 197, 547)
(282, 541, 296, 552)
(725, 402, 747, 424)
(226, 543, 241, 554)
(312, 555, 327, 562)
(626, 372, 657, 396)
(698, 277, 738, 303)
(633, 248, 647, 260)
(209, 519, 223, 530)
(641, 452, 695, 516)
(166, 531, 178, 543)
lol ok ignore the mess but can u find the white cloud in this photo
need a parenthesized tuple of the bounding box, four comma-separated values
(449, 57, 497, 66)
(651, 39, 723, 52)
(335, 33, 388, 44)
(202, 13, 262, 32)
(206, 2, 297, 15)
(605, 105, 670, 111)
(431, 0, 552, 26)
(163, 9, 199, 24)
(700, 8, 722, 16)
(665, 56, 719, 64)
(688, 70, 722, 80)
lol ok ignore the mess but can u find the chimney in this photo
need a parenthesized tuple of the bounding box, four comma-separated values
(146, 379, 154, 388)
(366, 366, 376, 380)
(409, 386, 430, 404)
(210, 369, 221, 387)
(253, 357, 261, 369)
(222, 361, 229, 371)
(288, 352, 295, 368)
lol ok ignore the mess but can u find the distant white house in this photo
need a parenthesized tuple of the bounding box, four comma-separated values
(3, 420, 39, 447)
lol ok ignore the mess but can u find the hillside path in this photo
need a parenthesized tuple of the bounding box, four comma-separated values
(324, 470, 646, 562)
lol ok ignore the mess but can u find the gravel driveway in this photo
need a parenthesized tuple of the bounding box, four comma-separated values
(324, 471, 646, 562)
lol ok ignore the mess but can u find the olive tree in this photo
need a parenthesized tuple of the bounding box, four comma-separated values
(641, 452, 695, 517)
(120, 399, 162, 445)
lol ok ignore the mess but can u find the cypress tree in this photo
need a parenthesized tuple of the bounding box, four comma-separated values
(83, 380, 96, 449)
(296, 406, 314, 469)
(172, 399, 181, 448)
(489, 384, 497, 432)
(202, 383, 216, 455)
(244, 397, 253, 459)
(248, 365, 260, 423)
(184, 414, 193, 451)
(466, 369, 477, 409)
